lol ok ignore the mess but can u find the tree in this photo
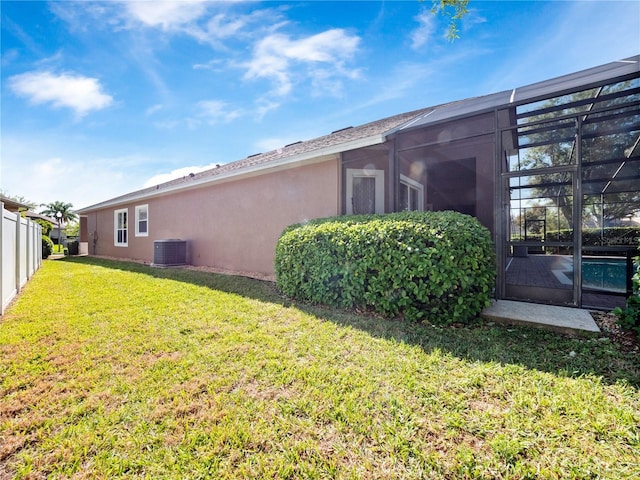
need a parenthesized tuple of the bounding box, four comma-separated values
(429, 0, 470, 40)
(34, 218, 54, 237)
(517, 81, 640, 229)
(65, 220, 80, 238)
(0, 191, 37, 210)
(40, 201, 77, 228)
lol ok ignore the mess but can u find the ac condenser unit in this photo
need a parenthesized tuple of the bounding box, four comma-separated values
(153, 239, 187, 267)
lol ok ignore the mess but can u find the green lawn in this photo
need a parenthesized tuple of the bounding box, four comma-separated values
(1, 258, 638, 479)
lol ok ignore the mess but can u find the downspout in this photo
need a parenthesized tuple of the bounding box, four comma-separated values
(92, 212, 99, 255)
(389, 135, 398, 213)
(337, 153, 343, 216)
(495, 105, 513, 301)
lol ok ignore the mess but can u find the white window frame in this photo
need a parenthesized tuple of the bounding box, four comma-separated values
(135, 204, 149, 237)
(399, 174, 425, 211)
(114, 208, 128, 247)
(346, 168, 385, 215)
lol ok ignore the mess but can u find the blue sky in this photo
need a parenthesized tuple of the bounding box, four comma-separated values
(1, 0, 639, 211)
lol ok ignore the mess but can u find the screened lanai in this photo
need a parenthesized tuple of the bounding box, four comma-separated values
(499, 60, 640, 310)
(341, 56, 639, 311)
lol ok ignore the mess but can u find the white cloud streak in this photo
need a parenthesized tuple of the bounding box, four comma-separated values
(410, 9, 435, 50)
(196, 99, 243, 124)
(244, 29, 361, 97)
(46, 2, 364, 119)
(145, 103, 164, 116)
(124, 0, 209, 30)
(0, 138, 146, 210)
(121, 1, 272, 47)
(8, 71, 113, 117)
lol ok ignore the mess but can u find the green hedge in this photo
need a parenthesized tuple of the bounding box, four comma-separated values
(546, 227, 640, 246)
(42, 235, 53, 259)
(275, 211, 496, 324)
(613, 256, 640, 335)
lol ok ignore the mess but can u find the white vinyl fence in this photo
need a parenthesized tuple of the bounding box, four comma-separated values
(1, 202, 43, 315)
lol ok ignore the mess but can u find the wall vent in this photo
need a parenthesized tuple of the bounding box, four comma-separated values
(153, 239, 187, 267)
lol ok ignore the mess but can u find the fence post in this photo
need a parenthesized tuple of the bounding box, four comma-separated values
(15, 211, 21, 295)
(26, 216, 31, 280)
(38, 223, 42, 266)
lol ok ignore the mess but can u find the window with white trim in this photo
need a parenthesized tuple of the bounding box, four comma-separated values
(399, 174, 424, 211)
(346, 168, 385, 215)
(135, 204, 148, 237)
(114, 208, 128, 246)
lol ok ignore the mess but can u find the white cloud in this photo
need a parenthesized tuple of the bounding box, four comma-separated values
(121, 2, 285, 48)
(193, 58, 224, 71)
(203, 12, 249, 40)
(145, 104, 164, 116)
(253, 99, 281, 121)
(460, 8, 487, 31)
(244, 29, 361, 97)
(196, 100, 243, 124)
(279, 29, 358, 62)
(1, 150, 139, 210)
(8, 71, 113, 117)
(48, 1, 115, 33)
(124, 0, 209, 30)
(152, 100, 243, 130)
(410, 9, 435, 50)
(1, 48, 19, 67)
(142, 164, 219, 188)
(0, 133, 189, 209)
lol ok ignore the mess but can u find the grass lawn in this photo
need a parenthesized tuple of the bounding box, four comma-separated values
(1, 258, 639, 479)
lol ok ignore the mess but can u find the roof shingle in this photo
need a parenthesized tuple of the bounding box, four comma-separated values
(76, 107, 432, 212)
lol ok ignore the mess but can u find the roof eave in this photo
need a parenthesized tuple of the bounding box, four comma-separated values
(76, 132, 386, 213)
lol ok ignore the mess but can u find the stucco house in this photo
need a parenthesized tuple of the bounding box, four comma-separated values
(76, 56, 640, 311)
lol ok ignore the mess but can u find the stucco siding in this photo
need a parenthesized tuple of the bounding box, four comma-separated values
(85, 158, 339, 276)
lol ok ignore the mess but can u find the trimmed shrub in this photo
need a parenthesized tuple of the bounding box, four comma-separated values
(546, 227, 640, 247)
(42, 235, 54, 259)
(275, 211, 496, 324)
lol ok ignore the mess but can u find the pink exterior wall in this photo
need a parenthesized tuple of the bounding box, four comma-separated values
(84, 158, 339, 276)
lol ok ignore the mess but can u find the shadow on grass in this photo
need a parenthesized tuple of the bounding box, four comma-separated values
(61, 256, 640, 387)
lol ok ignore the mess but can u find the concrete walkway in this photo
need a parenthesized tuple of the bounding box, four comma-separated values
(481, 300, 600, 335)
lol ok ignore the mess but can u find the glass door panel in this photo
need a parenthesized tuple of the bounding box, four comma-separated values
(581, 118, 640, 309)
(505, 170, 576, 306)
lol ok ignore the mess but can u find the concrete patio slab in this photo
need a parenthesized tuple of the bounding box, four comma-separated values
(481, 300, 600, 335)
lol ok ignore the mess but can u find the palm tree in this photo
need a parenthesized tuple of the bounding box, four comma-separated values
(40, 201, 77, 248)
(40, 200, 77, 224)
